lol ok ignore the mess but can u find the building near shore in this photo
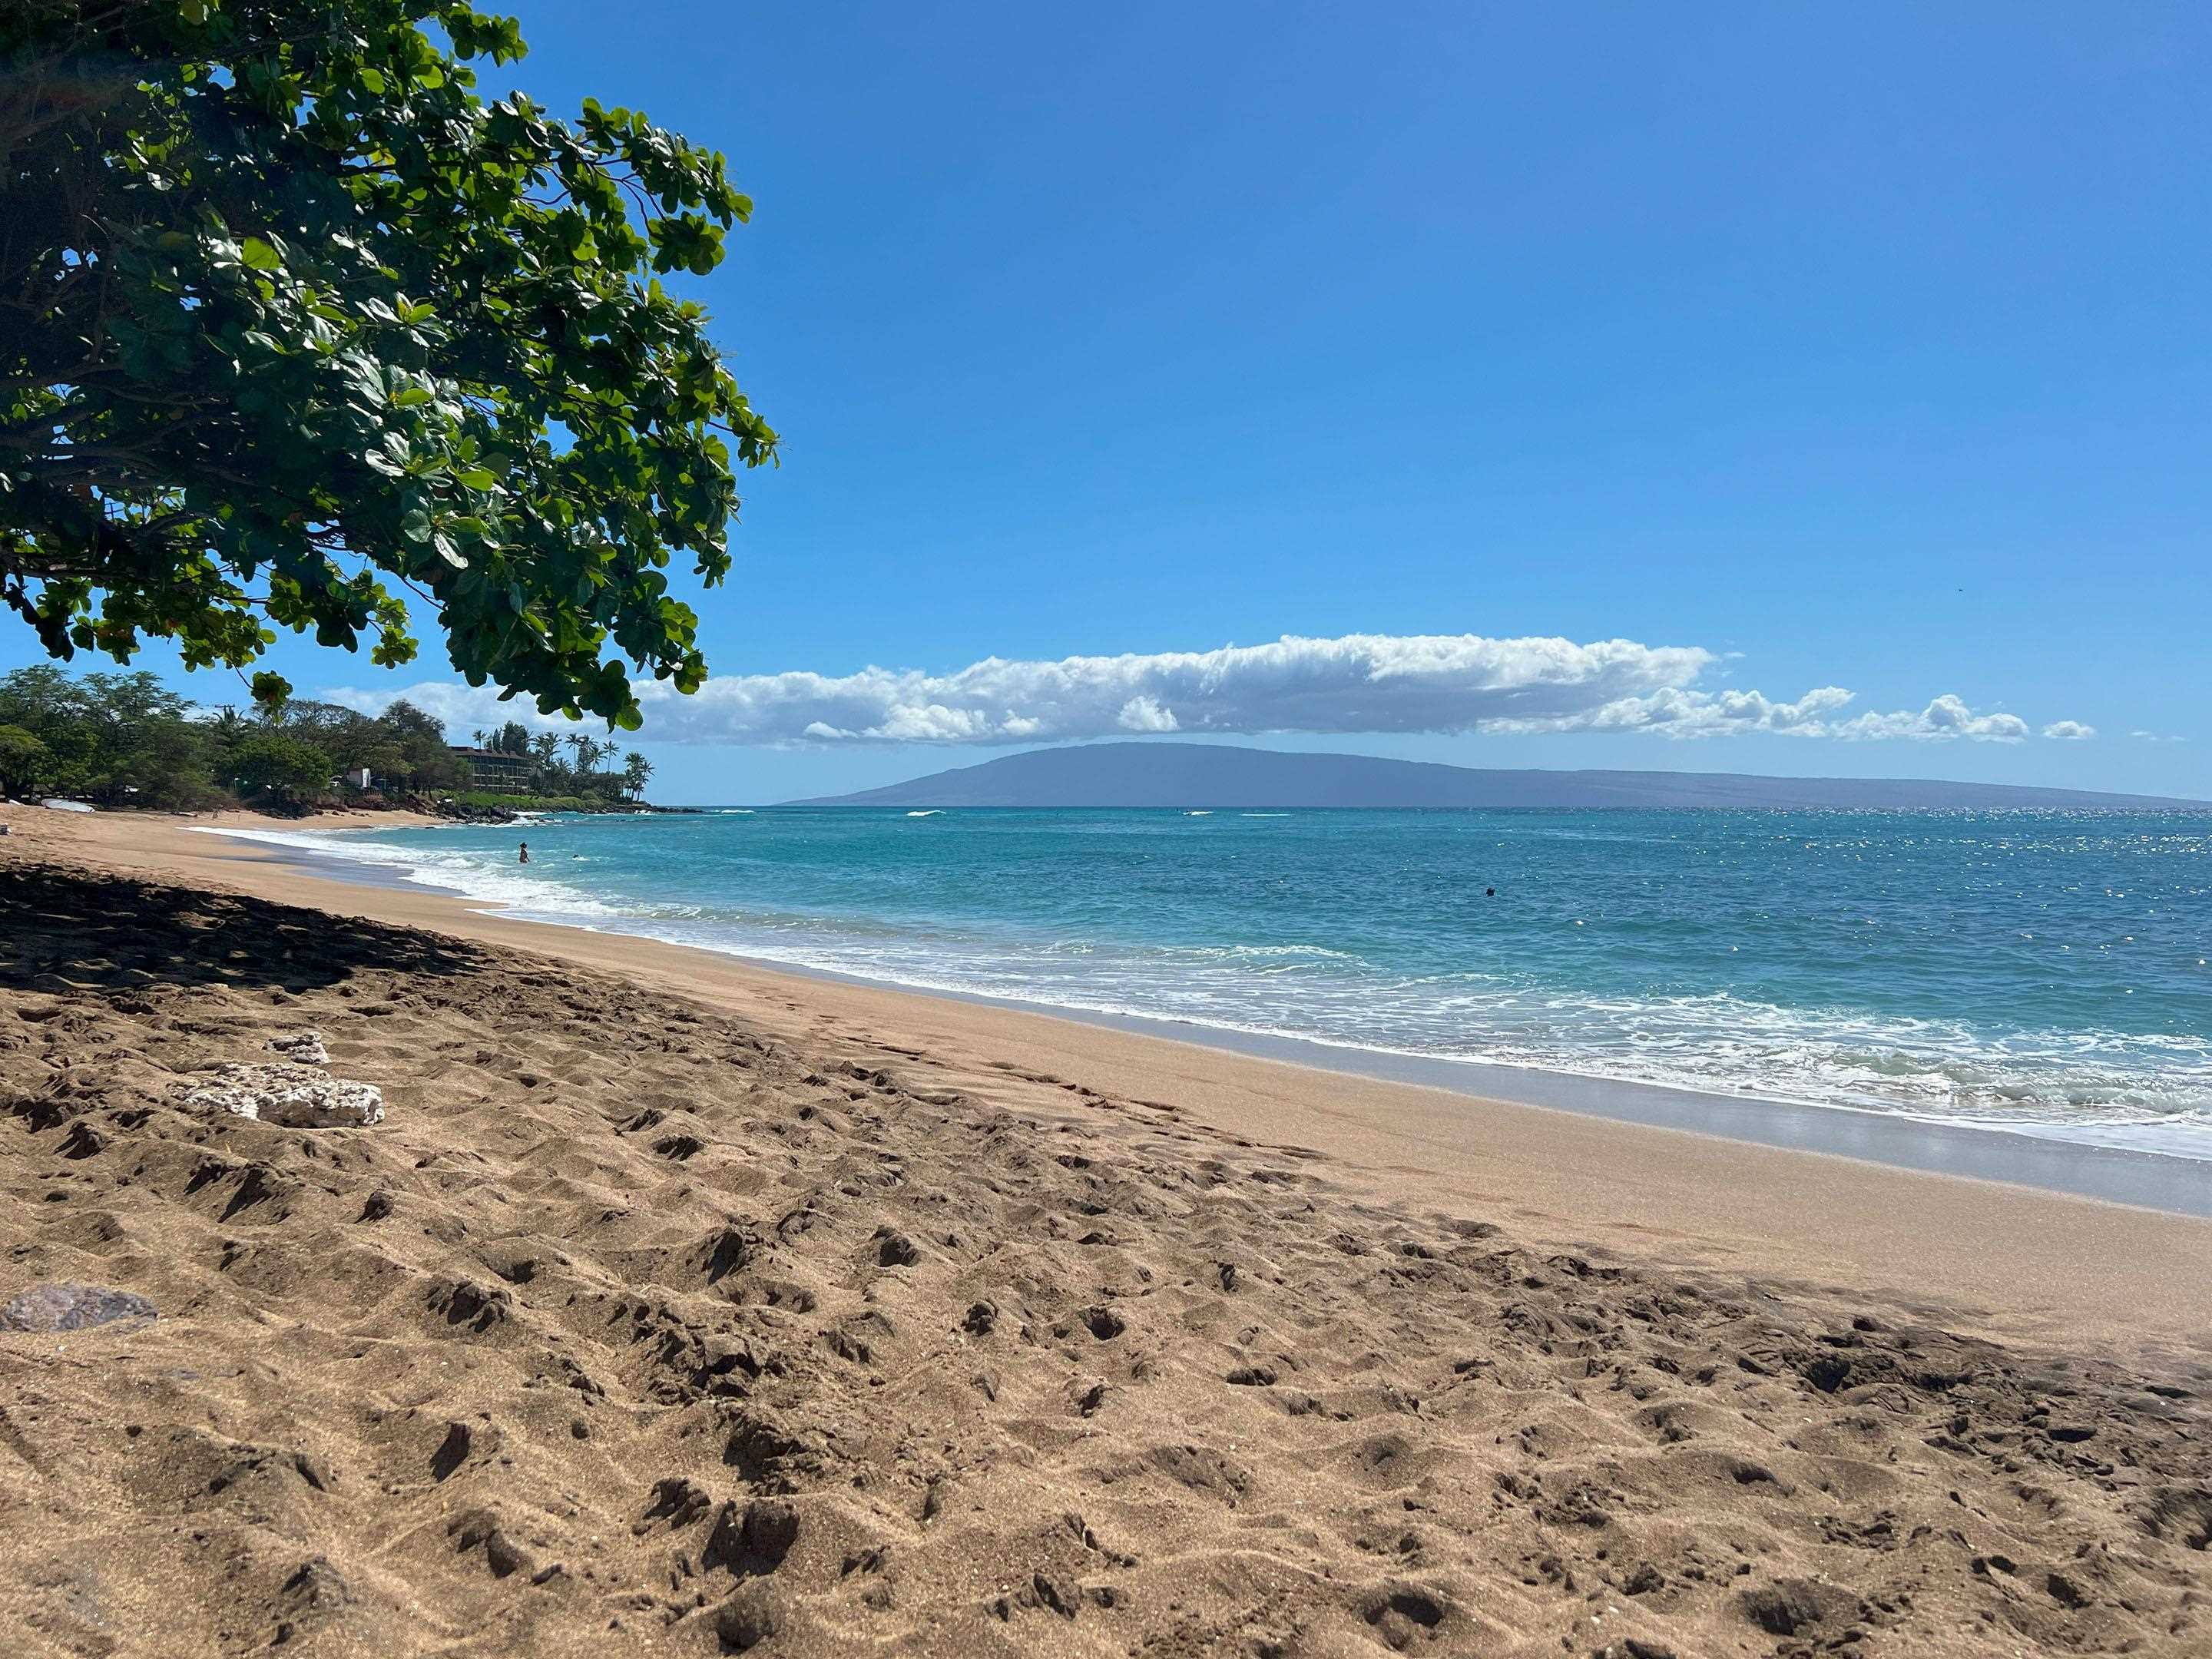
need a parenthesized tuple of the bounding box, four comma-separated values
(449, 747, 531, 793)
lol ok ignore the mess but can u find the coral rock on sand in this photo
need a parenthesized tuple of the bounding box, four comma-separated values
(1, 1281, 157, 1333)
(181, 1061, 384, 1127)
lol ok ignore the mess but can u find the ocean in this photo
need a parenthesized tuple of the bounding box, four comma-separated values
(215, 807, 2212, 1162)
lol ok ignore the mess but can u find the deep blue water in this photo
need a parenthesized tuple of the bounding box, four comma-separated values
(221, 808, 2212, 1159)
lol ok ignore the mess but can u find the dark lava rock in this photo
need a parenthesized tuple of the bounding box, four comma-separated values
(2, 1282, 156, 1333)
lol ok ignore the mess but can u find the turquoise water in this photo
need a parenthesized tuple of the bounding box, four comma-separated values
(220, 808, 2212, 1159)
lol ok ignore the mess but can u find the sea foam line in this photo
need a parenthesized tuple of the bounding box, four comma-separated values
(187, 825, 2212, 1164)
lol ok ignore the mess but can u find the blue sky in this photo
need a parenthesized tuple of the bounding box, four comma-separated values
(14, 2, 2209, 801)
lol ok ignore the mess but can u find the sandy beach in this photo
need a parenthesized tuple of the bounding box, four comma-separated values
(3, 803, 2208, 1657)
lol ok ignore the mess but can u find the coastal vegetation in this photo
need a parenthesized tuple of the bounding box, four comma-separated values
(0, 662, 647, 810)
(463, 723, 653, 800)
(443, 788, 631, 815)
(1, 1, 773, 727)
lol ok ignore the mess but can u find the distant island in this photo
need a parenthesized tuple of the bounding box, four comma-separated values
(790, 742, 2207, 811)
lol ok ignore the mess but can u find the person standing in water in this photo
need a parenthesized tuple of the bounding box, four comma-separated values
(518, 841, 530, 865)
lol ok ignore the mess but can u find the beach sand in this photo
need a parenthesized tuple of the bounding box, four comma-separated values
(2, 804, 2207, 1657)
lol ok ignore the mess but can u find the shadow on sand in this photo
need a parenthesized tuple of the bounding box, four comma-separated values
(0, 861, 488, 998)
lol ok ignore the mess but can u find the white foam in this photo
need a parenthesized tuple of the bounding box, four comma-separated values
(190, 825, 629, 919)
(188, 823, 2212, 1165)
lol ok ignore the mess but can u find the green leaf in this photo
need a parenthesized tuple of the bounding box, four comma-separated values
(399, 508, 433, 543)
(240, 237, 282, 272)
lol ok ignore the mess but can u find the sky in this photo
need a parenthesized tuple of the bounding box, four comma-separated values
(14, 2, 2210, 802)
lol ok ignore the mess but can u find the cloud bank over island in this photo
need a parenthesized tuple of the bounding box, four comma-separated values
(329, 631, 2085, 747)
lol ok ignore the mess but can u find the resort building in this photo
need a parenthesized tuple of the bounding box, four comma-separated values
(449, 746, 532, 793)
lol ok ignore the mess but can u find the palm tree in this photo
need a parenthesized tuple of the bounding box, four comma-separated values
(471, 728, 486, 750)
(564, 732, 591, 774)
(622, 751, 652, 800)
(207, 706, 249, 753)
(523, 731, 556, 789)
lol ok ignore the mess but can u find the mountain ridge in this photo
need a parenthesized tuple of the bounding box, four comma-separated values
(786, 742, 2206, 811)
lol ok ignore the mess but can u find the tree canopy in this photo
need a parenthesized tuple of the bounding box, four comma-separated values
(2, 1, 776, 729)
(0, 663, 472, 802)
(227, 727, 332, 798)
(0, 660, 214, 803)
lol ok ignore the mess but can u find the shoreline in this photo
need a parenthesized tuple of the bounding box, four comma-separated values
(5, 801, 2209, 1356)
(213, 815, 2212, 1218)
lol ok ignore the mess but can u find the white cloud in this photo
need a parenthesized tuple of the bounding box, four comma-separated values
(2131, 730, 2190, 744)
(1822, 694, 2032, 743)
(2041, 720, 2096, 741)
(1116, 695, 1181, 733)
(325, 631, 2085, 749)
